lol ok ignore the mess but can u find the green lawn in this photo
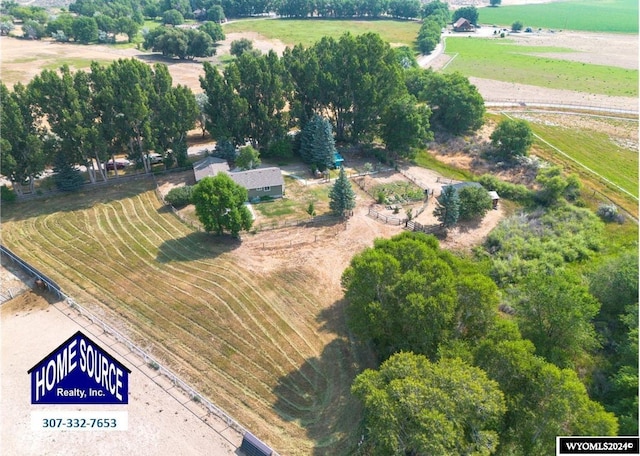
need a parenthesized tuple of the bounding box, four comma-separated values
(253, 176, 331, 222)
(443, 37, 638, 97)
(43, 57, 112, 71)
(223, 18, 421, 48)
(478, 0, 639, 33)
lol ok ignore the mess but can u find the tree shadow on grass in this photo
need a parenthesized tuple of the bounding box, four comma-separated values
(156, 231, 240, 262)
(272, 299, 377, 455)
(135, 53, 204, 67)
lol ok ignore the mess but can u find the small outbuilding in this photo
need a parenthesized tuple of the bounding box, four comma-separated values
(488, 190, 500, 209)
(453, 18, 475, 32)
(332, 152, 344, 169)
(193, 156, 230, 182)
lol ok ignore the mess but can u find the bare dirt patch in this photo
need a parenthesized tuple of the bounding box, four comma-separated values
(1, 287, 241, 456)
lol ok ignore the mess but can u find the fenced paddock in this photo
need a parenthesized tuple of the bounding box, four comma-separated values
(0, 244, 278, 456)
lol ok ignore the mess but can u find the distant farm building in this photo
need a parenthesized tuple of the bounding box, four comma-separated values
(193, 157, 285, 201)
(453, 18, 475, 32)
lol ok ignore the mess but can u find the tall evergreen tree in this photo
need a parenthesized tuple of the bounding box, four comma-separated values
(299, 115, 320, 164)
(310, 116, 336, 170)
(434, 185, 460, 227)
(329, 167, 356, 216)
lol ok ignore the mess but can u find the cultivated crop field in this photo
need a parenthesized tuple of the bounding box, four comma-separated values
(478, 0, 639, 33)
(1, 178, 365, 455)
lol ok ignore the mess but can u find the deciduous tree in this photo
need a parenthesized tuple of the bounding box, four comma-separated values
(352, 352, 506, 456)
(380, 94, 432, 159)
(514, 270, 600, 368)
(424, 71, 485, 135)
(458, 185, 492, 220)
(452, 5, 478, 25)
(236, 145, 261, 170)
(490, 118, 533, 160)
(342, 232, 458, 359)
(476, 331, 618, 455)
(192, 174, 253, 236)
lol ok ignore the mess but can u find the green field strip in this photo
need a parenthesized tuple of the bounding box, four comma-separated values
(477, 0, 639, 33)
(528, 124, 639, 198)
(444, 37, 638, 97)
(223, 18, 421, 48)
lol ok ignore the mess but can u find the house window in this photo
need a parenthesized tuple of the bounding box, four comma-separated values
(255, 187, 263, 191)
(263, 186, 270, 191)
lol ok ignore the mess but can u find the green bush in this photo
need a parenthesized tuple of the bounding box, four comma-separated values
(597, 203, 625, 223)
(478, 174, 533, 204)
(265, 137, 294, 161)
(165, 185, 193, 207)
(485, 204, 604, 285)
(1, 185, 16, 203)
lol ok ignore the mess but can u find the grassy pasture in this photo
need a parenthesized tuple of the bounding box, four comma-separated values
(478, 0, 639, 33)
(444, 38, 638, 97)
(488, 112, 639, 217)
(531, 123, 638, 199)
(222, 18, 421, 48)
(1, 178, 362, 455)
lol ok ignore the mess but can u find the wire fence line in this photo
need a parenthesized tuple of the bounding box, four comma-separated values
(485, 99, 638, 115)
(1, 246, 282, 455)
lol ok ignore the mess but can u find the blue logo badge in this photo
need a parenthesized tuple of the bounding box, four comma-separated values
(28, 331, 131, 405)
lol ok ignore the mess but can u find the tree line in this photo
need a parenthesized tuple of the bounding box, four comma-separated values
(1, 32, 485, 195)
(1, 59, 198, 194)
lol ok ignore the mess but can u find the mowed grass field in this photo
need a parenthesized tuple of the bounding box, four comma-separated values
(223, 18, 421, 48)
(478, 0, 639, 33)
(443, 38, 638, 97)
(1, 179, 363, 455)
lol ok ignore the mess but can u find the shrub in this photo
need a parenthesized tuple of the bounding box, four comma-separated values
(165, 185, 193, 207)
(265, 137, 293, 161)
(306, 202, 316, 217)
(477, 174, 533, 204)
(1, 185, 16, 203)
(597, 204, 625, 223)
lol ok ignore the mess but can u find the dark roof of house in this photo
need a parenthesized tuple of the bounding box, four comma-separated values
(453, 17, 473, 28)
(193, 156, 230, 182)
(445, 181, 483, 191)
(228, 167, 284, 190)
